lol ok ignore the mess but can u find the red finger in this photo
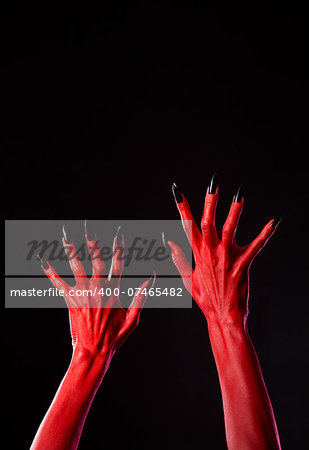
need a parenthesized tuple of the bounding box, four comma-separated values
(38, 258, 75, 307)
(126, 273, 156, 325)
(113, 275, 155, 352)
(167, 240, 193, 294)
(84, 221, 106, 279)
(222, 186, 244, 246)
(108, 227, 124, 284)
(62, 225, 87, 282)
(201, 173, 219, 240)
(242, 217, 282, 264)
(172, 183, 202, 255)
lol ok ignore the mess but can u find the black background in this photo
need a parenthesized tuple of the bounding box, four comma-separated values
(3, 3, 308, 449)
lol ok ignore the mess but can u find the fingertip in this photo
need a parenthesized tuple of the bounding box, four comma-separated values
(204, 182, 219, 209)
(181, 193, 189, 205)
(166, 240, 177, 252)
(85, 232, 98, 245)
(45, 262, 59, 279)
(232, 194, 244, 207)
(36, 254, 49, 270)
(256, 220, 274, 242)
(255, 218, 278, 249)
(229, 194, 244, 219)
(142, 271, 156, 291)
(62, 236, 73, 249)
(262, 219, 278, 240)
(176, 193, 191, 213)
(44, 262, 53, 276)
(270, 215, 283, 229)
(206, 185, 219, 198)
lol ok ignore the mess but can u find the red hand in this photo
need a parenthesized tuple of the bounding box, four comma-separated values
(169, 179, 282, 450)
(31, 225, 154, 450)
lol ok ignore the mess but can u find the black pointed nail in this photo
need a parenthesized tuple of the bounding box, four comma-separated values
(234, 184, 244, 203)
(62, 225, 72, 244)
(149, 271, 156, 286)
(172, 183, 183, 203)
(162, 232, 171, 254)
(84, 219, 96, 241)
(162, 231, 167, 248)
(116, 225, 123, 244)
(208, 172, 218, 194)
(36, 255, 49, 270)
(270, 215, 283, 228)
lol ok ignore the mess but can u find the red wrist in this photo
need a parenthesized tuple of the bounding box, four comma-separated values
(71, 346, 114, 382)
(206, 314, 247, 331)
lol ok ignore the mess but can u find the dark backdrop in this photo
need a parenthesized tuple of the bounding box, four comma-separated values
(3, 3, 308, 449)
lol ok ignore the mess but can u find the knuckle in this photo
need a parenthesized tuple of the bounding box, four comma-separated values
(201, 221, 211, 234)
(205, 197, 214, 206)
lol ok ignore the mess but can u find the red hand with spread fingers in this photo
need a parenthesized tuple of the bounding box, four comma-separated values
(30, 224, 154, 450)
(168, 175, 282, 450)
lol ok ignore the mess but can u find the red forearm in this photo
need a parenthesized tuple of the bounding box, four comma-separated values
(30, 348, 112, 450)
(207, 317, 281, 450)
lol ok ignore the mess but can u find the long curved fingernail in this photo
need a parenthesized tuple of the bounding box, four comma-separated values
(149, 271, 156, 287)
(62, 225, 72, 244)
(36, 254, 49, 270)
(234, 184, 244, 203)
(84, 219, 96, 241)
(172, 183, 183, 203)
(162, 232, 171, 254)
(208, 172, 218, 194)
(271, 215, 283, 228)
(116, 225, 123, 245)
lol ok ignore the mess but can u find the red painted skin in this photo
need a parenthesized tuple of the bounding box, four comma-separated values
(30, 232, 153, 450)
(168, 186, 282, 450)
